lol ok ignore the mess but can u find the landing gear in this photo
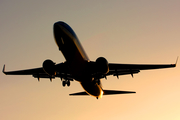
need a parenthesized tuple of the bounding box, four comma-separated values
(97, 79, 100, 85)
(62, 81, 66, 87)
(93, 79, 100, 85)
(62, 80, 70, 87)
(67, 80, 70, 87)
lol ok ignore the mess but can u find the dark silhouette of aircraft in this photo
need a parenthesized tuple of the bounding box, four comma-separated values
(3, 21, 177, 99)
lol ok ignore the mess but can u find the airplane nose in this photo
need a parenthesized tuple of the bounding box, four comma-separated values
(53, 23, 64, 50)
(54, 21, 70, 32)
(54, 21, 78, 38)
(53, 21, 79, 51)
(54, 21, 66, 27)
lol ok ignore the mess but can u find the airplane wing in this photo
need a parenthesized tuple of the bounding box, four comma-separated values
(2, 62, 73, 80)
(107, 61, 177, 77)
(3, 65, 44, 75)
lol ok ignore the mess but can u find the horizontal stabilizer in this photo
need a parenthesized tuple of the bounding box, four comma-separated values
(69, 91, 88, 96)
(103, 90, 136, 95)
(69, 90, 136, 96)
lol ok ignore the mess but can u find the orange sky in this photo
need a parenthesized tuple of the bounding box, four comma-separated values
(1, 1, 180, 120)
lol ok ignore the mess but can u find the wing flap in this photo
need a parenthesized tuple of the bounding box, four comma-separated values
(107, 69, 140, 76)
(32, 73, 54, 78)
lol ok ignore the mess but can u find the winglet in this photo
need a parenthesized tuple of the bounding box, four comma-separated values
(175, 56, 178, 66)
(2, 64, 6, 74)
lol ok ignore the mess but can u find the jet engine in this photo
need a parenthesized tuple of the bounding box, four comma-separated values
(42, 59, 56, 76)
(95, 57, 109, 74)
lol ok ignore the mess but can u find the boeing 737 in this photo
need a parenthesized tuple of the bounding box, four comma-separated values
(3, 21, 177, 99)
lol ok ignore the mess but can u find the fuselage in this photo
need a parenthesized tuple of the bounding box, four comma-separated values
(53, 21, 103, 98)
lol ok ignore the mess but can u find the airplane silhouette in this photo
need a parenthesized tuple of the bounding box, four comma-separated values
(3, 21, 177, 99)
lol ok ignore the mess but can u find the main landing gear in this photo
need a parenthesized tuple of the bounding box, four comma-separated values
(62, 80, 70, 87)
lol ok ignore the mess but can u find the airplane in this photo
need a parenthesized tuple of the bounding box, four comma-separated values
(3, 21, 177, 99)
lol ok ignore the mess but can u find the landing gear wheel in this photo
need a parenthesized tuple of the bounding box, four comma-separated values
(62, 81, 66, 87)
(67, 80, 70, 87)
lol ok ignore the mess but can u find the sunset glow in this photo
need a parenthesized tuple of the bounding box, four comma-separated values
(1, 1, 180, 120)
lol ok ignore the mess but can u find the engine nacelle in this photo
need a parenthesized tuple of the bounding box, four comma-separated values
(95, 57, 109, 74)
(42, 59, 56, 76)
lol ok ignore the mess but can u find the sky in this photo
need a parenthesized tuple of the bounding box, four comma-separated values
(1, 0, 180, 120)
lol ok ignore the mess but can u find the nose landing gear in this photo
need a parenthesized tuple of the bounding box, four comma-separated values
(93, 79, 100, 85)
